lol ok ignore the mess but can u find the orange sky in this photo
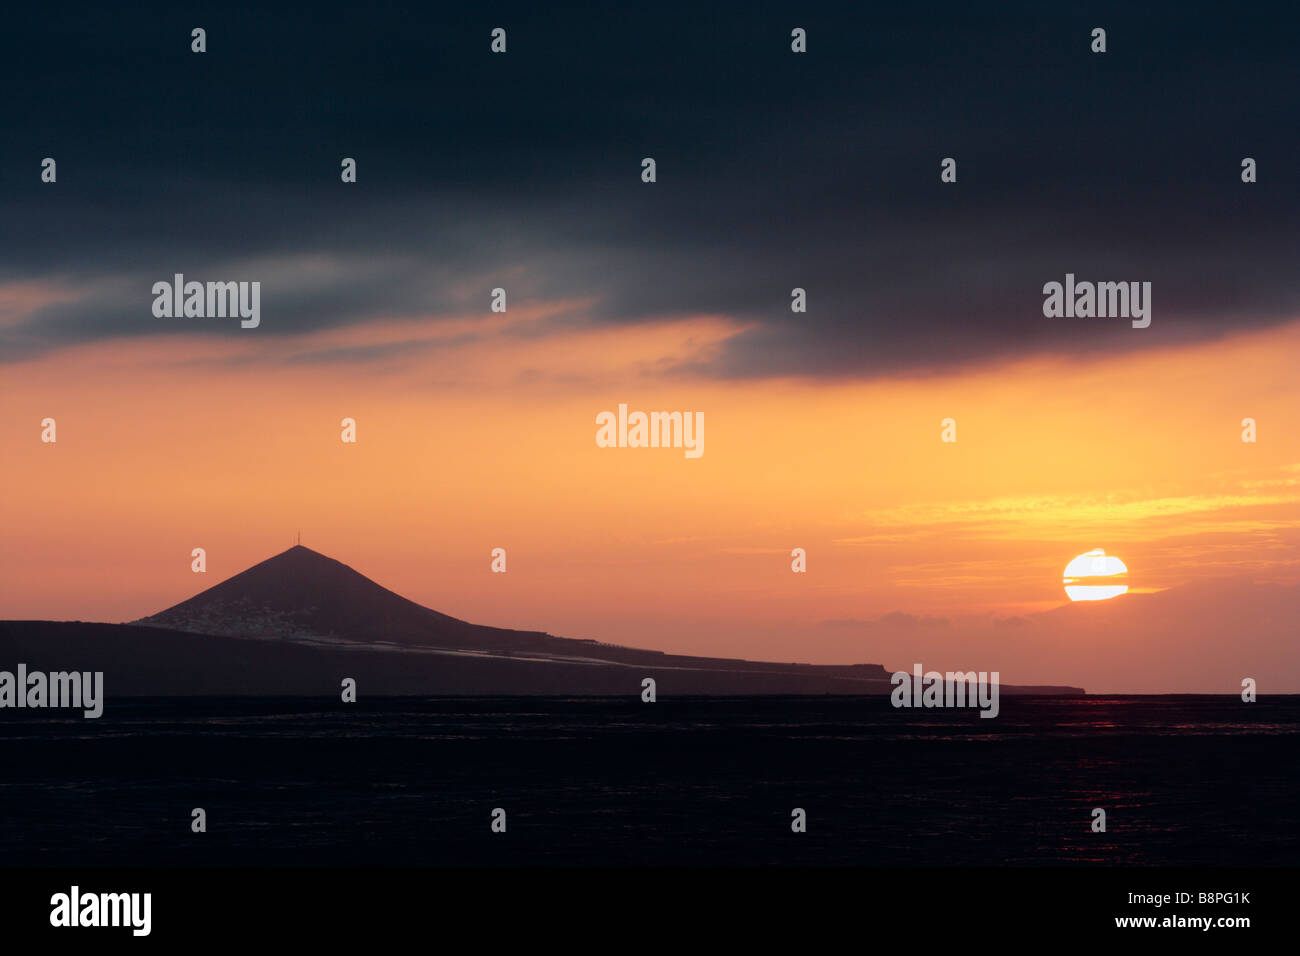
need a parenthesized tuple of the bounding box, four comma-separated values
(2, 306, 1298, 689)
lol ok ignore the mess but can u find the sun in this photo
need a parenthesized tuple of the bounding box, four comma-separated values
(1063, 548, 1129, 601)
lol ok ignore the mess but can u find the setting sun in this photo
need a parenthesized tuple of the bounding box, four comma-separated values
(1063, 549, 1130, 602)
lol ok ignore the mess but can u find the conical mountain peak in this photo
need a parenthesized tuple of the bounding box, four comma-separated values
(135, 545, 531, 648)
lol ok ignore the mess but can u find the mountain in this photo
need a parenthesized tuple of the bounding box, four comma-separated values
(0, 546, 1084, 697)
(133, 545, 549, 650)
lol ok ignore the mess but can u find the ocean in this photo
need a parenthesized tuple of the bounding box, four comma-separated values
(1, 695, 1296, 866)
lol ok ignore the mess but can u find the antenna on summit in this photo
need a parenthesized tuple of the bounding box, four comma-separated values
(297, 531, 301, 546)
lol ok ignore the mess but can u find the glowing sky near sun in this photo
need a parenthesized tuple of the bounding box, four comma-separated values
(2, 299, 1298, 691)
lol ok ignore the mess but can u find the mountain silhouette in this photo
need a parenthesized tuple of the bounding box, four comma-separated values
(1, 545, 1085, 696)
(134, 545, 549, 650)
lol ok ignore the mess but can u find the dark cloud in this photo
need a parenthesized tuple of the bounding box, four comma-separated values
(2, 1, 1297, 376)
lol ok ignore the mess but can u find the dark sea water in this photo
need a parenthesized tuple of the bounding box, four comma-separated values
(1, 695, 1296, 866)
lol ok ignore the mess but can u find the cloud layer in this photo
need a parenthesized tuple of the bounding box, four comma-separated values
(3, 2, 1298, 376)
